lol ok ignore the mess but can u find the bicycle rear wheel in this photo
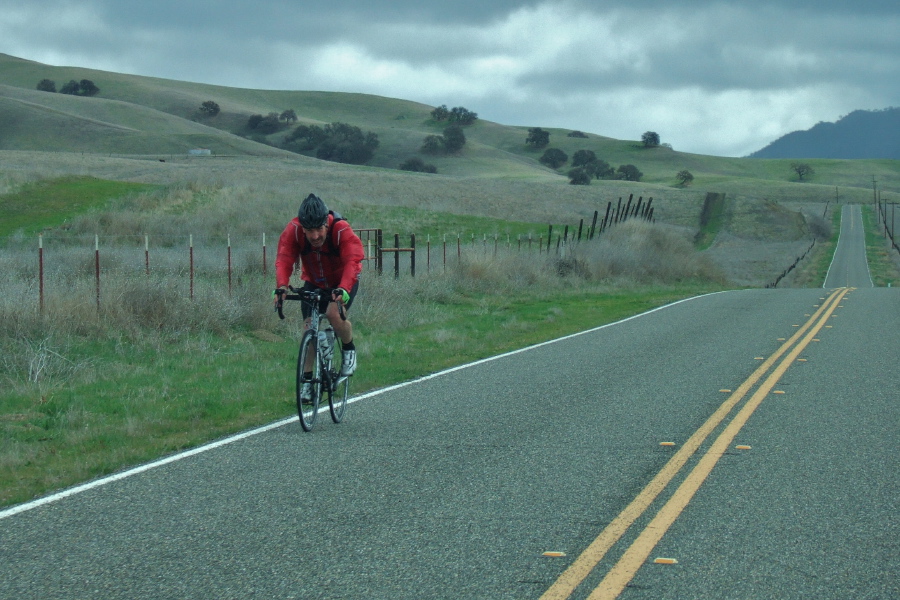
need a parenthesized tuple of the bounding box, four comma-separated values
(296, 330, 320, 431)
(327, 342, 350, 423)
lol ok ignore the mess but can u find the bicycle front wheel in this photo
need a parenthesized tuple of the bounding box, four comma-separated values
(327, 342, 350, 423)
(296, 330, 320, 431)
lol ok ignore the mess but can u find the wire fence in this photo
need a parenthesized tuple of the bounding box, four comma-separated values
(876, 199, 899, 257)
(12, 195, 657, 311)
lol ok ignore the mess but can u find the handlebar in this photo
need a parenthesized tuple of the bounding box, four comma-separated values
(274, 286, 346, 321)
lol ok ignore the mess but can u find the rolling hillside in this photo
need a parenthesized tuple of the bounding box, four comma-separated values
(2, 52, 897, 200)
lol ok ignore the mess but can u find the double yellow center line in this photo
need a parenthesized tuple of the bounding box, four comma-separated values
(541, 287, 849, 600)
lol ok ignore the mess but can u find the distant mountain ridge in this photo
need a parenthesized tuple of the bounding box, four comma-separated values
(749, 107, 900, 159)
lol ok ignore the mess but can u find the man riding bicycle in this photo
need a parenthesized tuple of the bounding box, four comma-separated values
(275, 193, 364, 383)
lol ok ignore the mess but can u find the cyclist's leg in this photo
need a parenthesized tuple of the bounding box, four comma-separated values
(326, 281, 359, 376)
(325, 280, 358, 344)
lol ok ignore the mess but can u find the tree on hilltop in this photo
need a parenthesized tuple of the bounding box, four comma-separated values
(431, 105, 450, 121)
(36, 79, 56, 92)
(641, 131, 660, 148)
(449, 106, 478, 126)
(59, 79, 99, 96)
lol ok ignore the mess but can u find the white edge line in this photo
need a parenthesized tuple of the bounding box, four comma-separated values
(1, 290, 728, 521)
(823, 204, 847, 288)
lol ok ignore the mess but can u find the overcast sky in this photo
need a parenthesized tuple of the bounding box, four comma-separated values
(1, 0, 898, 157)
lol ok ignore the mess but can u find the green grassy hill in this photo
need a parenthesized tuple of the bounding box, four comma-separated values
(2, 52, 897, 204)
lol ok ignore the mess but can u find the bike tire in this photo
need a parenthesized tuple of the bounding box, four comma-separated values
(328, 342, 350, 423)
(296, 330, 320, 431)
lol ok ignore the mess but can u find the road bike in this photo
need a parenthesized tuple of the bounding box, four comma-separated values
(275, 286, 350, 431)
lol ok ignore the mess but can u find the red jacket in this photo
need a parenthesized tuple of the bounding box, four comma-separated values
(275, 213, 364, 291)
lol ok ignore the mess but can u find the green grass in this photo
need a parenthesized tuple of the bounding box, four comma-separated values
(862, 205, 900, 286)
(0, 176, 158, 239)
(347, 202, 580, 242)
(694, 193, 727, 250)
(0, 281, 717, 508)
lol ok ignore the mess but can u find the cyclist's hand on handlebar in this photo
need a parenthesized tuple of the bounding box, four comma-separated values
(331, 288, 350, 304)
(332, 288, 350, 305)
(273, 287, 287, 309)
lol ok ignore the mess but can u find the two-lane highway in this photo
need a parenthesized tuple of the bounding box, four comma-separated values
(1, 206, 896, 599)
(824, 204, 873, 288)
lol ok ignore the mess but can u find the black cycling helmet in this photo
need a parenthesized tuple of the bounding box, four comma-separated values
(298, 193, 328, 228)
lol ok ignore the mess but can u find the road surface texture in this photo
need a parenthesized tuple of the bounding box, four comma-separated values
(1, 206, 896, 600)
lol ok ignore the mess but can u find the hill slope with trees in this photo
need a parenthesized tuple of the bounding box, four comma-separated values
(0, 52, 897, 201)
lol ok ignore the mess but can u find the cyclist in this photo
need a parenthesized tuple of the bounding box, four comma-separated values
(275, 193, 364, 388)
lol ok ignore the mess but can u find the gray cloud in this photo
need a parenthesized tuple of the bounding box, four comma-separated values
(0, 0, 897, 156)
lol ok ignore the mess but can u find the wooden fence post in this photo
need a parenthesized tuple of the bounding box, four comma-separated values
(410, 234, 416, 278)
(189, 234, 194, 301)
(227, 234, 232, 296)
(38, 234, 44, 314)
(94, 235, 101, 311)
(394, 233, 400, 279)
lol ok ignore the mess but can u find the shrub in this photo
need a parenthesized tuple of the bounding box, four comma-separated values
(442, 125, 466, 153)
(568, 168, 591, 185)
(617, 164, 643, 181)
(399, 157, 437, 173)
(539, 148, 568, 169)
(420, 135, 445, 155)
(675, 170, 694, 186)
(199, 101, 220, 117)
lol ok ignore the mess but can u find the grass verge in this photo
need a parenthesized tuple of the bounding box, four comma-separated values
(862, 205, 900, 286)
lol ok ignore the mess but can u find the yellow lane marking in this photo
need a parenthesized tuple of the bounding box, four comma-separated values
(587, 287, 848, 600)
(539, 288, 846, 600)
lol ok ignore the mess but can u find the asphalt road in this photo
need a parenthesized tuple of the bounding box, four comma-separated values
(1, 208, 897, 600)
(824, 204, 873, 288)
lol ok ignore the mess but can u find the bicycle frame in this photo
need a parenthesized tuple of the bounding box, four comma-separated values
(275, 286, 350, 429)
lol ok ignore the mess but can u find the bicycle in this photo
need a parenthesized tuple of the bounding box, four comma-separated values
(275, 286, 351, 431)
